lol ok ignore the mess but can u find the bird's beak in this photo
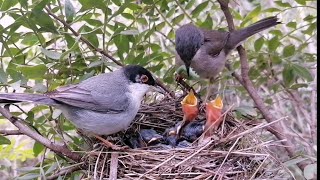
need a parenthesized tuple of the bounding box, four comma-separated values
(185, 64, 190, 77)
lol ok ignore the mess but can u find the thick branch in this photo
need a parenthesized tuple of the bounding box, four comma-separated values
(0, 107, 82, 162)
(217, 0, 307, 170)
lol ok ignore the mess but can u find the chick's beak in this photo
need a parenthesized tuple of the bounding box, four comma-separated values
(204, 95, 223, 136)
(177, 89, 199, 134)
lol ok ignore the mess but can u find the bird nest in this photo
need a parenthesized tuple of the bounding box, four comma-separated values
(80, 95, 287, 179)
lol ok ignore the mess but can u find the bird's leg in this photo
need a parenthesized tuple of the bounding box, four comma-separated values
(93, 134, 128, 150)
(200, 79, 214, 111)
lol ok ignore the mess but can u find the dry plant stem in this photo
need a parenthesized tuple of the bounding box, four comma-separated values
(0, 107, 82, 162)
(212, 137, 241, 180)
(44, 7, 174, 98)
(110, 153, 119, 180)
(217, 0, 307, 170)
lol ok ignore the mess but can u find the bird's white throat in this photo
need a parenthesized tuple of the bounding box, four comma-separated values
(128, 83, 151, 102)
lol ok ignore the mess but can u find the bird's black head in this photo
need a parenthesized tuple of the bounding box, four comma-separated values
(123, 65, 156, 86)
(175, 24, 204, 76)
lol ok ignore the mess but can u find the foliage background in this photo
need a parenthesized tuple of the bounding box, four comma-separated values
(0, 0, 316, 179)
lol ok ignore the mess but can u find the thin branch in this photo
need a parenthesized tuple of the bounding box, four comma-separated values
(216, 0, 308, 171)
(0, 129, 22, 136)
(44, 7, 122, 67)
(0, 106, 82, 162)
(44, 7, 174, 98)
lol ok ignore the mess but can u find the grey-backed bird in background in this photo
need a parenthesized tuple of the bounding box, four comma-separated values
(175, 16, 280, 101)
(0, 65, 163, 149)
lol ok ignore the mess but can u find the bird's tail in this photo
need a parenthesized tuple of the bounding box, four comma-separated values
(0, 93, 59, 106)
(227, 16, 280, 49)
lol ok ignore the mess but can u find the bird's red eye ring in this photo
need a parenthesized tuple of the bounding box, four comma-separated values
(141, 75, 149, 83)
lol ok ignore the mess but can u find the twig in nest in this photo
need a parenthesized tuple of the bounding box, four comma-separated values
(110, 153, 119, 180)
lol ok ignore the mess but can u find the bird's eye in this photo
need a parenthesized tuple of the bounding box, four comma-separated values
(140, 75, 149, 83)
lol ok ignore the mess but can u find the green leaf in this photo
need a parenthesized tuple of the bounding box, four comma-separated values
(282, 64, 295, 86)
(121, 13, 135, 20)
(289, 83, 308, 90)
(155, 22, 165, 30)
(191, 1, 208, 18)
(275, 1, 292, 7)
(264, 7, 281, 13)
(0, 67, 7, 84)
(245, 5, 261, 19)
(40, 47, 62, 60)
(16, 64, 47, 79)
(1, 0, 18, 11)
(30, 10, 57, 33)
(283, 45, 295, 57)
(200, 14, 213, 29)
(114, 34, 129, 54)
(82, 26, 99, 47)
(185, 0, 196, 10)
(18, 0, 28, 9)
(292, 64, 313, 81)
(21, 33, 39, 45)
(302, 23, 316, 35)
(79, 0, 105, 10)
(17, 173, 41, 180)
(141, 0, 153, 5)
(172, 14, 184, 24)
(234, 106, 258, 117)
(0, 135, 11, 145)
(254, 37, 264, 51)
(295, 0, 306, 5)
(286, 22, 297, 29)
(65, 0, 75, 22)
(33, 0, 51, 11)
(268, 36, 280, 51)
(33, 141, 44, 156)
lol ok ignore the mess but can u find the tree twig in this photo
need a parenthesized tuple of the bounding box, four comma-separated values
(216, 0, 308, 171)
(44, 7, 174, 98)
(0, 107, 82, 162)
(0, 129, 22, 136)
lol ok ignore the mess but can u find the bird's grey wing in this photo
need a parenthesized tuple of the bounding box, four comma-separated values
(46, 84, 129, 113)
(201, 30, 230, 56)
